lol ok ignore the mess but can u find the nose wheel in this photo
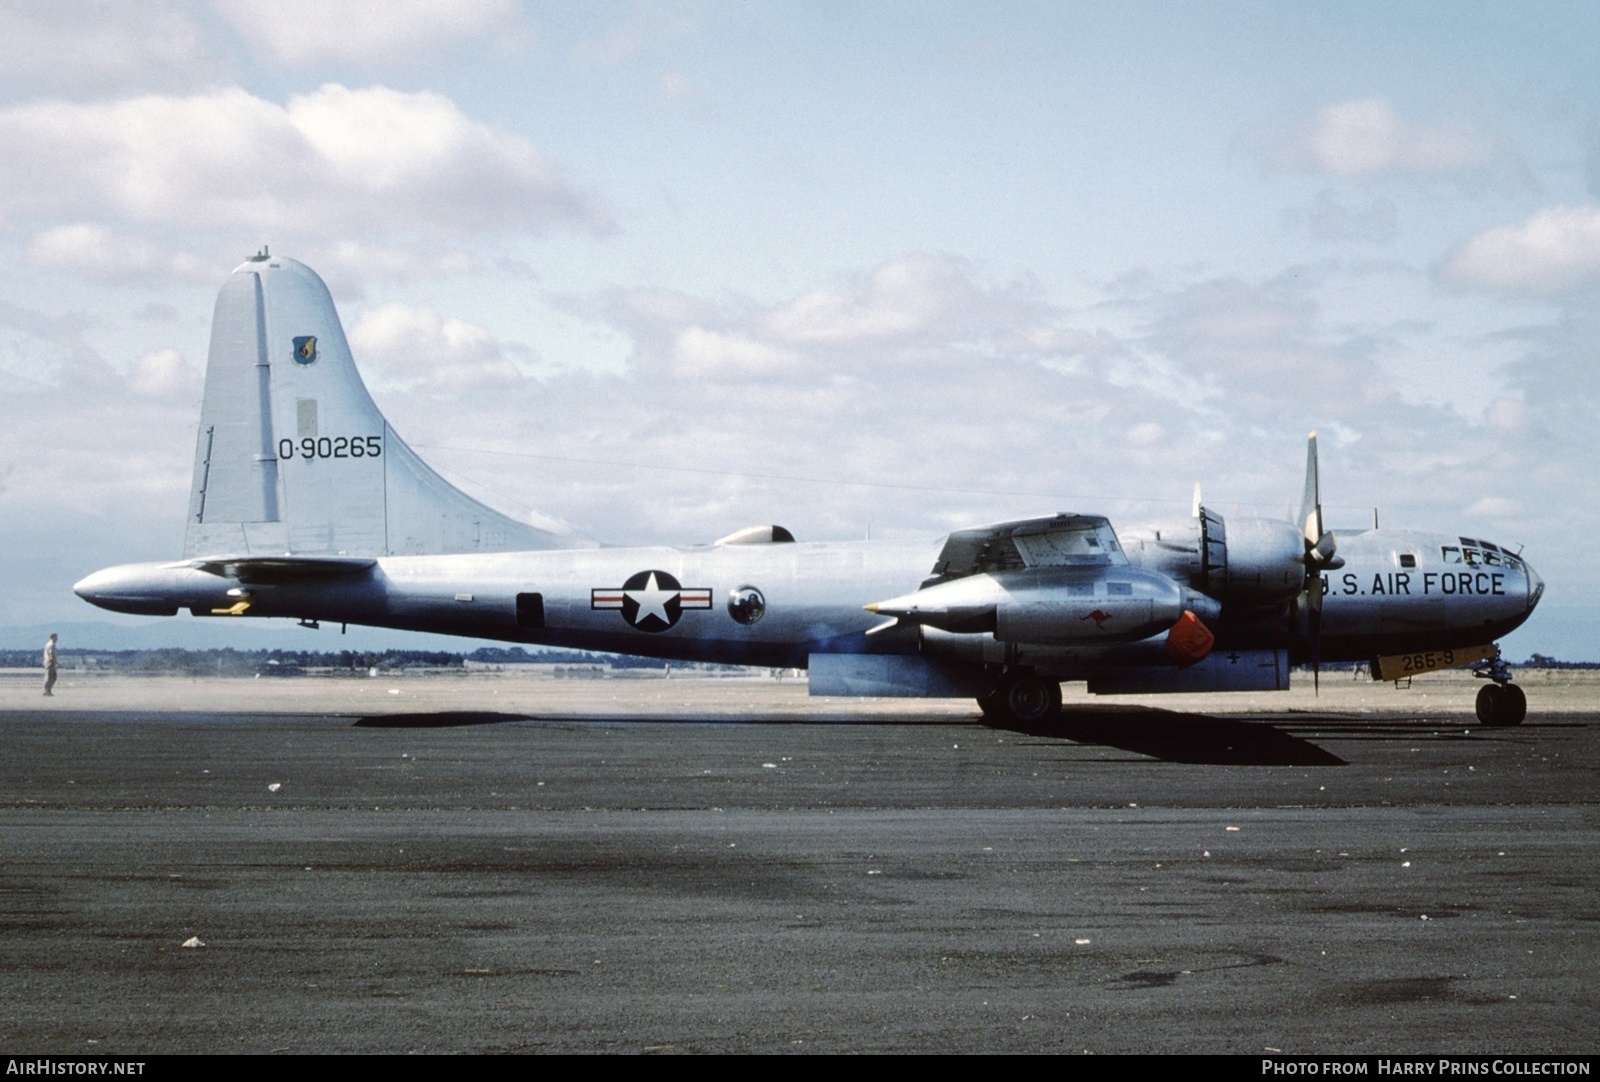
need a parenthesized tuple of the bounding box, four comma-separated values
(1473, 647, 1526, 726)
(1475, 682, 1526, 726)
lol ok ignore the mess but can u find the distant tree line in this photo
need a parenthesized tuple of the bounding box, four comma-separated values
(0, 647, 464, 675)
(0, 644, 684, 674)
(464, 646, 670, 669)
(1522, 653, 1600, 670)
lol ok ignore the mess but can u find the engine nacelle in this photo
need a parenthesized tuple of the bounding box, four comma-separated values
(869, 565, 1219, 646)
(1224, 517, 1307, 604)
(1120, 509, 1303, 606)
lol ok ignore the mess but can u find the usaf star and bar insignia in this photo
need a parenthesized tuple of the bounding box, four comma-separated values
(592, 570, 712, 633)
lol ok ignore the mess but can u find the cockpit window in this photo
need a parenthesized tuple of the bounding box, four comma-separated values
(1441, 546, 1462, 564)
(1483, 551, 1502, 567)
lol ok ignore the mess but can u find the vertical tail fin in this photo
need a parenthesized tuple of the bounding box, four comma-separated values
(184, 253, 586, 557)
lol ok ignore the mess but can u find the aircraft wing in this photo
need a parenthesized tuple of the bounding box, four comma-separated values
(927, 513, 1126, 583)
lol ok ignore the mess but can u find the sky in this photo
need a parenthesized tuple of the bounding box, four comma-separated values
(1, 0, 1596, 658)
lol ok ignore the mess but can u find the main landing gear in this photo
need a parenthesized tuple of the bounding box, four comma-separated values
(977, 669, 1063, 726)
(1473, 647, 1526, 727)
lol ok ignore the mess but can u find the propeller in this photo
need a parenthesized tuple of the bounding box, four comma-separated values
(1298, 431, 1342, 692)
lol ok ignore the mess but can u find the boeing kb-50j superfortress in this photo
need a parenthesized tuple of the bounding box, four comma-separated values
(76, 254, 1543, 725)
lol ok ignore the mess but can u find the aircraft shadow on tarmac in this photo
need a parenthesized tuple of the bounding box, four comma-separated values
(354, 711, 536, 729)
(989, 704, 1349, 766)
(354, 705, 1349, 765)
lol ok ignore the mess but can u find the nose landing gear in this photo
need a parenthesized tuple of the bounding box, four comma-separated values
(1473, 647, 1526, 726)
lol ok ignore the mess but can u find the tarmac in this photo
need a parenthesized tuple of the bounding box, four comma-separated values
(0, 668, 1595, 1054)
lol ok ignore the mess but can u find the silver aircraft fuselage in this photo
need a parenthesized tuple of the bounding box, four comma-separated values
(76, 526, 1541, 673)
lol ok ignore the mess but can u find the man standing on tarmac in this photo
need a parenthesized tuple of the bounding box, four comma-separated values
(43, 632, 59, 696)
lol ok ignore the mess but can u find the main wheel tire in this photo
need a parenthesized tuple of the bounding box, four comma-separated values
(1476, 683, 1526, 726)
(996, 672, 1062, 725)
(1476, 684, 1502, 725)
(1500, 682, 1527, 725)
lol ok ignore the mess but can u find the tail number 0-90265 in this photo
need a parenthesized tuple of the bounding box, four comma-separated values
(277, 436, 383, 460)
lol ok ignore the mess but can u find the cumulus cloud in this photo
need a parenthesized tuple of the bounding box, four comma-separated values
(570, 1, 701, 67)
(348, 302, 522, 389)
(213, 0, 524, 67)
(0, 84, 611, 237)
(579, 253, 1058, 382)
(763, 255, 1036, 346)
(315, 241, 473, 279)
(1126, 422, 1164, 447)
(134, 302, 179, 322)
(0, 4, 214, 96)
(23, 224, 213, 284)
(1465, 496, 1522, 518)
(374, 256, 1212, 542)
(1284, 190, 1398, 243)
(0, 342, 205, 625)
(1440, 205, 1600, 295)
(1120, 272, 1423, 461)
(1267, 96, 1505, 180)
(551, 262, 1445, 524)
(1482, 397, 1532, 434)
(127, 349, 200, 398)
(1142, 277, 1324, 390)
(0, 349, 196, 513)
(670, 328, 801, 379)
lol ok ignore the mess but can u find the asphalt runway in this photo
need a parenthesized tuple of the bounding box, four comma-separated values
(0, 671, 1595, 1054)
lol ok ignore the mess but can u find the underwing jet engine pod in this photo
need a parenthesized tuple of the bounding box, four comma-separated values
(75, 254, 1544, 728)
(866, 514, 1228, 722)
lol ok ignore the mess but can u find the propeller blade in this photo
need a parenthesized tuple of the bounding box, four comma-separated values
(1308, 573, 1323, 695)
(1298, 431, 1340, 567)
(1299, 431, 1331, 694)
(1301, 430, 1322, 548)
